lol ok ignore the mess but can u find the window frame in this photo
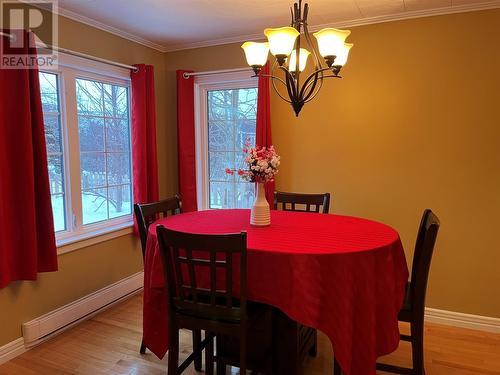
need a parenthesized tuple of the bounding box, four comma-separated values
(40, 52, 134, 252)
(194, 70, 258, 210)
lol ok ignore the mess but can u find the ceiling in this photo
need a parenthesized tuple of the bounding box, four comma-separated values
(57, 0, 500, 51)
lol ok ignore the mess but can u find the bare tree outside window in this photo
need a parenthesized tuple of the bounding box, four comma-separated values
(76, 78, 132, 225)
(208, 87, 257, 209)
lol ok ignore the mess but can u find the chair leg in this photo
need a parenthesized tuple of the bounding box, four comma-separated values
(139, 338, 147, 354)
(168, 327, 179, 375)
(411, 320, 425, 375)
(193, 329, 202, 371)
(333, 357, 342, 375)
(309, 329, 318, 357)
(205, 332, 214, 375)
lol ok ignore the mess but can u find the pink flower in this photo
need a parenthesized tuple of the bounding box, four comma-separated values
(237, 169, 245, 176)
(225, 168, 234, 175)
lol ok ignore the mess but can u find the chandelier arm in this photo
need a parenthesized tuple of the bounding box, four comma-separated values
(298, 67, 330, 99)
(301, 72, 321, 103)
(271, 77, 293, 104)
(304, 74, 344, 104)
(303, 76, 324, 104)
(258, 73, 288, 87)
(279, 66, 299, 102)
(303, 22, 323, 70)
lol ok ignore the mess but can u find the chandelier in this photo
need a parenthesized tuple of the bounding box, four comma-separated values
(241, 0, 353, 116)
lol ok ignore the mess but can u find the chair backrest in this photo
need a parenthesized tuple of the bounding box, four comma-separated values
(156, 226, 248, 323)
(410, 209, 440, 314)
(274, 191, 331, 214)
(134, 196, 182, 258)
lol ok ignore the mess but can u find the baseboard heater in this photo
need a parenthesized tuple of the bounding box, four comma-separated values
(22, 272, 143, 347)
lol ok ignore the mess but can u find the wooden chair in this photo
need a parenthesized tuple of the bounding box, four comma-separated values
(333, 209, 440, 375)
(133, 196, 202, 372)
(273, 190, 331, 360)
(274, 191, 330, 214)
(156, 227, 272, 375)
(134, 195, 182, 259)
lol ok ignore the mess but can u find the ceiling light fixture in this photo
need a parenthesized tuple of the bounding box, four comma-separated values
(241, 0, 353, 116)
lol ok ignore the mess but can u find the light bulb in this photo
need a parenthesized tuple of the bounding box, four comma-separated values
(288, 48, 310, 72)
(313, 28, 351, 58)
(264, 27, 300, 61)
(241, 42, 269, 67)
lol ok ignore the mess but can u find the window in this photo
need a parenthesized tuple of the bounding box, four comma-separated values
(195, 71, 258, 210)
(39, 53, 133, 248)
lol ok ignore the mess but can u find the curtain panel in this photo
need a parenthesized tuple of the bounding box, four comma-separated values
(131, 64, 159, 232)
(255, 63, 275, 207)
(0, 30, 58, 288)
(176, 70, 197, 212)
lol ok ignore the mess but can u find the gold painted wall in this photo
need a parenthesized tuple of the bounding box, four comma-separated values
(164, 9, 500, 318)
(0, 13, 172, 346)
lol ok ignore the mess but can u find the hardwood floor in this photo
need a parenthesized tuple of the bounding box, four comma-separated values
(1, 293, 499, 375)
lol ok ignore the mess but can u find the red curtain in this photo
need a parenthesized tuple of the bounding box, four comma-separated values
(256, 63, 275, 206)
(176, 70, 197, 212)
(131, 64, 159, 221)
(0, 31, 58, 288)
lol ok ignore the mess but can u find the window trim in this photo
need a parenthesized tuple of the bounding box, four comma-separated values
(41, 52, 134, 252)
(194, 71, 258, 210)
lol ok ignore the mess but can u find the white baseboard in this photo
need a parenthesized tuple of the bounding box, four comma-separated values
(425, 307, 500, 333)
(21, 271, 144, 348)
(0, 338, 26, 365)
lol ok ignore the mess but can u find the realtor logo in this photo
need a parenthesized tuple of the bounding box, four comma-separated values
(0, 0, 58, 69)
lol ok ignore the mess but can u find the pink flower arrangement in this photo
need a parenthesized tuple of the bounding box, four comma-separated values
(226, 142, 280, 183)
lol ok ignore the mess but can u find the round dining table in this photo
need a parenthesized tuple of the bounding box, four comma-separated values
(142, 209, 409, 375)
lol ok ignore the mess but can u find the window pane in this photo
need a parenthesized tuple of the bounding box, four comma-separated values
(209, 121, 234, 151)
(108, 185, 132, 219)
(76, 79, 104, 116)
(78, 116, 104, 152)
(39, 71, 66, 232)
(77, 78, 132, 225)
(82, 188, 108, 224)
(51, 195, 65, 232)
(107, 153, 131, 185)
(104, 84, 128, 118)
(106, 118, 130, 151)
(80, 153, 106, 189)
(207, 87, 257, 209)
(44, 114, 61, 153)
(210, 181, 235, 209)
(39, 72, 59, 112)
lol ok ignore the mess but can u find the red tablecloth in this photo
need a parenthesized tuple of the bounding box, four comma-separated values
(143, 209, 408, 375)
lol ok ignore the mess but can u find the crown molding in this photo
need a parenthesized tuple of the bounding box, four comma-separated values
(27, 0, 500, 53)
(163, 1, 500, 52)
(55, 5, 168, 52)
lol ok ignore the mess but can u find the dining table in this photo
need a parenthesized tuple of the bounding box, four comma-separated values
(142, 208, 409, 375)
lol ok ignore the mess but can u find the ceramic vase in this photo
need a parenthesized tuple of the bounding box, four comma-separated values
(250, 182, 270, 226)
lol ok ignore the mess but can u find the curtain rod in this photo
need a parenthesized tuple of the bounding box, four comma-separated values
(1, 30, 138, 72)
(183, 67, 252, 79)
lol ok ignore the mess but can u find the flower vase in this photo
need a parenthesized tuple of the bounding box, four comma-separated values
(250, 182, 270, 226)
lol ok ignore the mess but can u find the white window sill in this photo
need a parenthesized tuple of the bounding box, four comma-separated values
(56, 221, 135, 255)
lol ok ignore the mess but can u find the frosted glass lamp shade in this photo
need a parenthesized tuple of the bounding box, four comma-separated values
(264, 27, 300, 57)
(288, 48, 310, 72)
(313, 28, 351, 58)
(241, 42, 269, 67)
(334, 43, 353, 66)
